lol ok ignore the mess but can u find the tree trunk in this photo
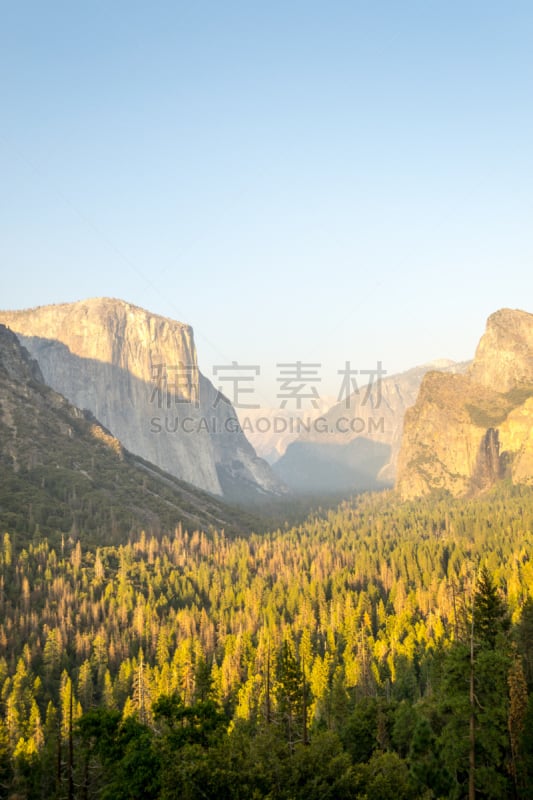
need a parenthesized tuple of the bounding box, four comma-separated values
(68, 686, 74, 800)
(469, 589, 475, 800)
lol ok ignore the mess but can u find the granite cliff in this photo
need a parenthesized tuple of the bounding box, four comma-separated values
(0, 323, 256, 541)
(0, 298, 285, 500)
(397, 309, 533, 499)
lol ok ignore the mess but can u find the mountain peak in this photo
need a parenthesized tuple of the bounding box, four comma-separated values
(469, 307, 533, 392)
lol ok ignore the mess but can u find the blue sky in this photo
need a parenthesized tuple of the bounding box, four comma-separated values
(1, 1, 532, 406)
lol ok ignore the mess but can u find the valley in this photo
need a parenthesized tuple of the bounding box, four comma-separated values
(0, 302, 532, 798)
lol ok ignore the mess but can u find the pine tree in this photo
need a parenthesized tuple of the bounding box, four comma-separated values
(275, 638, 308, 751)
(516, 597, 533, 688)
(132, 651, 152, 725)
(78, 659, 94, 711)
(473, 566, 510, 649)
(508, 653, 529, 797)
(439, 567, 512, 800)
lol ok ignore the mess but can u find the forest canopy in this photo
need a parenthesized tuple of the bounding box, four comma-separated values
(1, 485, 533, 798)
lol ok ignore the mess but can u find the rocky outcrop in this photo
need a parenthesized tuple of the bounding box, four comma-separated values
(499, 396, 533, 486)
(469, 308, 533, 391)
(397, 309, 533, 499)
(0, 298, 285, 499)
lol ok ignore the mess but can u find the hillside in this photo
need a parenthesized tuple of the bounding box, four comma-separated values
(0, 324, 259, 543)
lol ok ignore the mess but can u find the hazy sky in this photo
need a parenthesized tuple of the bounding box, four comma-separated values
(1, 1, 532, 406)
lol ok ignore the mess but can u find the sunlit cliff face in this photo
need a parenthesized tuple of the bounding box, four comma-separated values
(397, 309, 533, 500)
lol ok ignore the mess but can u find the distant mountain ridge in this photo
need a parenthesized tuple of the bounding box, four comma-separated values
(0, 298, 286, 502)
(0, 323, 257, 542)
(397, 308, 533, 499)
(273, 359, 469, 493)
(238, 397, 337, 464)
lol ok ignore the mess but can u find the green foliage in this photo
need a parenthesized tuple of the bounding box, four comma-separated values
(353, 750, 414, 800)
(0, 487, 531, 796)
(76, 708, 160, 800)
(340, 697, 380, 764)
(153, 695, 226, 749)
(473, 565, 510, 649)
(438, 568, 514, 799)
(464, 383, 533, 428)
(515, 598, 533, 688)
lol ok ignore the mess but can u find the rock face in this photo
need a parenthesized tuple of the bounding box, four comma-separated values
(470, 308, 533, 391)
(273, 360, 469, 493)
(0, 298, 285, 500)
(0, 323, 255, 540)
(397, 309, 533, 499)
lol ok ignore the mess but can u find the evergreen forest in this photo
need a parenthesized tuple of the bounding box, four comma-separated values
(1, 485, 533, 799)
